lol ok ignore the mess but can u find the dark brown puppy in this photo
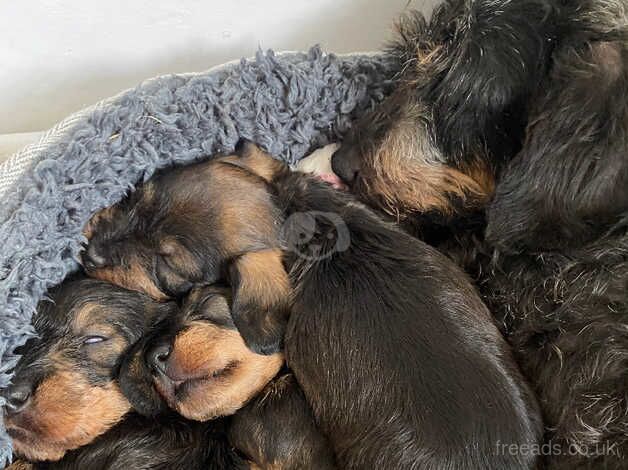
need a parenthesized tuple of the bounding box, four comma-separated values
(82, 154, 290, 355)
(119, 286, 335, 470)
(0, 277, 175, 462)
(29, 414, 248, 470)
(84, 144, 542, 468)
(118, 286, 283, 421)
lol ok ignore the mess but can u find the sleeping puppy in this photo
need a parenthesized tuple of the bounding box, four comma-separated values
(83, 143, 542, 468)
(330, 0, 557, 234)
(1, 277, 249, 469)
(329, 1, 628, 468)
(119, 286, 337, 470)
(81, 149, 291, 355)
(0, 277, 175, 462)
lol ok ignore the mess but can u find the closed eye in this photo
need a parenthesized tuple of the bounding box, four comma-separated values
(83, 335, 109, 345)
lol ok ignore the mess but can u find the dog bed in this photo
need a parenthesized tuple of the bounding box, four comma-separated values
(0, 47, 397, 465)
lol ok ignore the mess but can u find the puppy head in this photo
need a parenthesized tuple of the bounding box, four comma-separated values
(82, 148, 284, 299)
(82, 144, 292, 354)
(120, 286, 283, 421)
(1, 277, 175, 461)
(331, 89, 495, 222)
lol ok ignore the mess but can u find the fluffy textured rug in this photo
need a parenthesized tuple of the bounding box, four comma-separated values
(0, 47, 397, 465)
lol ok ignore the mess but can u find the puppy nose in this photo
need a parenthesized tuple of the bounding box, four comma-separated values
(331, 147, 361, 185)
(147, 343, 172, 375)
(81, 244, 107, 270)
(3, 383, 32, 415)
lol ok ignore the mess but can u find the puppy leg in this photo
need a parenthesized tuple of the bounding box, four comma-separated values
(229, 249, 292, 355)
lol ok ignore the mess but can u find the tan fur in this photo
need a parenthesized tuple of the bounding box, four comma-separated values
(250, 463, 282, 470)
(359, 102, 494, 217)
(5, 461, 33, 470)
(71, 302, 102, 331)
(158, 321, 283, 421)
(205, 162, 280, 256)
(82, 206, 116, 239)
(220, 144, 283, 182)
(464, 159, 496, 199)
(413, 43, 444, 78)
(141, 181, 156, 203)
(7, 371, 130, 461)
(88, 261, 168, 301)
(232, 249, 292, 335)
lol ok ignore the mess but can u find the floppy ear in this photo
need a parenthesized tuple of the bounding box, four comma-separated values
(118, 337, 168, 417)
(486, 41, 628, 253)
(428, 0, 555, 159)
(228, 249, 292, 355)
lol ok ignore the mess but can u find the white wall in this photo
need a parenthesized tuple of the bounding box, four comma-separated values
(0, 0, 437, 136)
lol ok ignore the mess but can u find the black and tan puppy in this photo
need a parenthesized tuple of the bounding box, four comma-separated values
(1, 278, 250, 469)
(329, 1, 628, 468)
(82, 153, 290, 355)
(83, 144, 542, 468)
(330, 0, 557, 232)
(0, 277, 175, 461)
(119, 286, 336, 470)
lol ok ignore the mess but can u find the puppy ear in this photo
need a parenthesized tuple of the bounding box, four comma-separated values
(228, 249, 292, 355)
(118, 338, 168, 417)
(486, 41, 628, 253)
(428, 0, 554, 159)
(83, 206, 116, 239)
(221, 142, 284, 182)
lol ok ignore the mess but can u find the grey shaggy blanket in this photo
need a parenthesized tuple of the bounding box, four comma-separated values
(0, 47, 397, 465)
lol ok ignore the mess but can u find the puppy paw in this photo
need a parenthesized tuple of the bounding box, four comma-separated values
(229, 249, 292, 355)
(231, 303, 287, 355)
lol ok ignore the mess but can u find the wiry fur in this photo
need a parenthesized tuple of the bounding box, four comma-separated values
(332, 1, 628, 468)
(331, 0, 557, 227)
(481, 2, 628, 467)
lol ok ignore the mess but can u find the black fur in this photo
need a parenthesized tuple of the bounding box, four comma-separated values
(229, 373, 337, 470)
(84, 143, 543, 468)
(332, 1, 628, 468)
(480, 2, 628, 467)
(35, 415, 247, 470)
(118, 287, 336, 470)
(425, 0, 556, 161)
(332, 0, 557, 200)
(270, 166, 542, 469)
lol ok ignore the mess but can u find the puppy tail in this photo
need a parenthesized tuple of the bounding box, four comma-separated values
(426, 0, 558, 163)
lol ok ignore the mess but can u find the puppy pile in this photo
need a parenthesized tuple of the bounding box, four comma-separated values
(2, 0, 627, 469)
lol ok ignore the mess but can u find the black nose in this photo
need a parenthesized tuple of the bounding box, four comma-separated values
(81, 244, 107, 270)
(331, 147, 361, 185)
(4, 383, 32, 415)
(147, 343, 172, 375)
